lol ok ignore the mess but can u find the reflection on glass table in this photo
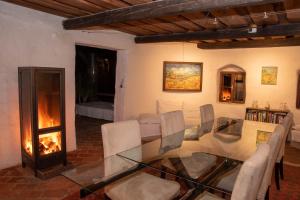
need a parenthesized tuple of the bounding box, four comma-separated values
(117, 118, 277, 191)
(61, 155, 142, 197)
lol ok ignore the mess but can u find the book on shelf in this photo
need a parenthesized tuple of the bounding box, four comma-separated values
(245, 108, 288, 124)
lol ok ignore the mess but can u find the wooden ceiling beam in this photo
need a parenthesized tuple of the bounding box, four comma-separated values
(197, 37, 300, 49)
(63, 0, 283, 29)
(135, 23, 300, 43)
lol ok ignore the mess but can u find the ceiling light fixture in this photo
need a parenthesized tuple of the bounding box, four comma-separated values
(213, 18, 218, 25)
(263, 12, 268, 19)
(248, 24, 258, 33)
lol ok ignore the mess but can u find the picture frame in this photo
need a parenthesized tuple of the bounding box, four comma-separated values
(163, 61, 203, 92)
(261, 66, 278, 85)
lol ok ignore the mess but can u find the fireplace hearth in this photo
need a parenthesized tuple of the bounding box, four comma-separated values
(18, 67, 66, 176)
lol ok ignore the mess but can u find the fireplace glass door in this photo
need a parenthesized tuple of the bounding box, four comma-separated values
(36, 72, 62, 156)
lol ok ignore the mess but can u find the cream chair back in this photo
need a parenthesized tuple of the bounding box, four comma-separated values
(200, 104, 214, 124)
(231, 144, 270, 200)
(160, 110, 185, 137)
(277, 113, 293, 162)
(101, 120, 141, 158)
(256, 125, 285, 200)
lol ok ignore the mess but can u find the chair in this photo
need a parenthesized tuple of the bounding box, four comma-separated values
(214, 124, 284, 200)
(102, 120, 180, 200)
(275, 113, 293, 190)
(200, 104, 214, 124)
(195, 143, 270, 200)
(160, 111, 217, 180)
(160, 110, 185, 137)
(257, 124, 284, 200)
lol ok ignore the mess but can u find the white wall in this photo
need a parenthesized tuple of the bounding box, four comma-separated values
(0, 1, 134, 170)
(124, 43, 300, 125)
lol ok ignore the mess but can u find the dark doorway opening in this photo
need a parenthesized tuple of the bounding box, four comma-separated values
(75, 45, 117, 103)
(75, 45, 116, 121)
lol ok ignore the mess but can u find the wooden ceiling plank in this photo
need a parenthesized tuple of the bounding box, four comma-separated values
(197, 37, 300, 49)
(182, 12, 225, 30)
(234, 7, 255, 25)
(122, 0, 151, 4)
(135, 22, 300, 43)
(273, 2, 288, 23)
(284, 0, 300, 22)
(142, 19, 187, 33)
(161, 15, 202, 31)
(54, 0, 105, 13)
(126, 21, 172, 34)
(2, 0, 75, 17)
(22, 0, 90, 16)
(63, 0, 283, 29)
(84, 0, 129, 9)
(247, 4, 279, 25)
(211, 8, 250, 28)
(112, 23, 157, 35)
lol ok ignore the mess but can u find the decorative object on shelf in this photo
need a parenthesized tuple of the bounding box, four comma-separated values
(218, 65, 246, 104)
(163, 61, 203, 92)
(265, 101, 270, 110)
(252, 100, 258, 108)
(261, 66, 278, 85)
(280, 102, 287, 111)
(245, 107, 289, 124)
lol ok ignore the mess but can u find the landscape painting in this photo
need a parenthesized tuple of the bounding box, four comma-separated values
(261, 67, 278, 85)
(163, 61, 203, 92)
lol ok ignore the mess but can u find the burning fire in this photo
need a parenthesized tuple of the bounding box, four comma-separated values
(39, 132, 62, 155)
(38, 94, 60, 129)
(24, 94, 62, 156)
(222, 89, 231, 101)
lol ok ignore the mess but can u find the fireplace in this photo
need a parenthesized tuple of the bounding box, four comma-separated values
(18, 67, 66, 176)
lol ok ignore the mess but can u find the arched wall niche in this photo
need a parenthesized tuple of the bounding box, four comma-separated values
(218, 64, 246, 73)
(217, 64, 246, 104)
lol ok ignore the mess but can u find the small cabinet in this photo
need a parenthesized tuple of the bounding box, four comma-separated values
(219, 72, 246, 103)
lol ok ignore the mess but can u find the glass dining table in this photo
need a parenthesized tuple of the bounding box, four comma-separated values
(62, 117, 277, 199)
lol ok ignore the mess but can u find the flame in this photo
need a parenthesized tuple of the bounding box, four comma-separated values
(23, 94, 62, 156)
(39, 132, 62, 155)
(222, 89, 231, 101)
(38, 94, 60, 129)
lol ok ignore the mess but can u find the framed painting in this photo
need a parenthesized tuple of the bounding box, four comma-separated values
(163, 61, 203, 92)
(261, 67, 278, 85)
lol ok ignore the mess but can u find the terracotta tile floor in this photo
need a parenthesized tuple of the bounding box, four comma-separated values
(1, 116, 300, 200)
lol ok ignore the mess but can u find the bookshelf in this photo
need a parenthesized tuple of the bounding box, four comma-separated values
(245, 107, 289, 124)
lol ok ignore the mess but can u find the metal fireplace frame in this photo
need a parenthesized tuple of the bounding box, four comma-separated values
(18, 67, 66, 175)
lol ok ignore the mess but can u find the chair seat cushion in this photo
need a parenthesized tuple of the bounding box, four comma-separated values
(216, 165, 241, 192)
(105, 172, 180, 200)
(195, 191, 224, 200)
(181, 153, 217, 179)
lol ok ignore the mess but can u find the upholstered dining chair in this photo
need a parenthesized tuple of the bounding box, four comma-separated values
(102, 120, 180, 200)
(214, 124, 284, 200)
(160, 111, 217, 180)
(200, 104, 214, 124)
(195, 143, 270, 200)
(275, 113, 293, 190)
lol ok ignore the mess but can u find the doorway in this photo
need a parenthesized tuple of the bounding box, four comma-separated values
(75, 45, 117, 121)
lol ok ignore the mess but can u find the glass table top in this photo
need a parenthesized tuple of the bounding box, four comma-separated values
(61, 117, 277, 198)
